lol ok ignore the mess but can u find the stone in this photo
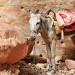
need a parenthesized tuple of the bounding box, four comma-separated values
(0, 23, 35, 64)
(55, 56, 63, 64)
(65, 59, 75, 70)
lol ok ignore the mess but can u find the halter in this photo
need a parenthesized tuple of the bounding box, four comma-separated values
(30, 30, 38, 34)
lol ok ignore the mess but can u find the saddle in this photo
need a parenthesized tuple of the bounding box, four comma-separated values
(47, 14, 75, 34)
(58, 10, 75, 33)
(54, 20, 75, 34)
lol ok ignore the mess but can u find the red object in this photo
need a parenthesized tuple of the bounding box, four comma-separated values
(59, 13, 67, 18)
(58, 10, 75, 28)
(0, 23, 35, 64)
(0, 39, 34, 64)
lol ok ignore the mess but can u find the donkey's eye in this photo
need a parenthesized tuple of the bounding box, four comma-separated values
(36, 22, 40, 25)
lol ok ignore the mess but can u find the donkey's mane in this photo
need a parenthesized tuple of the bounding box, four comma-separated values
(40, 16, 50, 31)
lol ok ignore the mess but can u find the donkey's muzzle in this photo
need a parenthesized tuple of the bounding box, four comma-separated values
(30, 30, 37, 41)
(30, 36, 36, 41)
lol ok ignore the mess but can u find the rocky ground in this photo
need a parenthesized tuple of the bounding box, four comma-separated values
(0, 39, 75, 75)
(0, 57, 74, 75)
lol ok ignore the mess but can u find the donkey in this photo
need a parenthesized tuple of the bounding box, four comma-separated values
(29, 10, 57, 73)
(29, 10, 75, 73)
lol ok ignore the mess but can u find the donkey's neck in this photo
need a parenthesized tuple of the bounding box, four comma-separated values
(40, 18, 49, 31)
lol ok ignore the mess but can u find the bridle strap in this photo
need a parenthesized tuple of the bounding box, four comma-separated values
(30, 30, 38, 33)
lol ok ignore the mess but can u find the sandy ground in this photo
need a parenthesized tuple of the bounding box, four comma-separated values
(19, 40, 75, 75)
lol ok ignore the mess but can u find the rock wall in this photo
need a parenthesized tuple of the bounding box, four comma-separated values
(21, 0, 75, 13)
(0, 0, 74, 34)
(0, 0, 75, 19)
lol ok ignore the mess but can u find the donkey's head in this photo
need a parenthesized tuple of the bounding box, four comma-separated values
(29, 10, 41, 40)
(29, 10, 53, 40)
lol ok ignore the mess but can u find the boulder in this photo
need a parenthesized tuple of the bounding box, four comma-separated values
(0, 23, 34, 64)
(0, 3, 34, 64)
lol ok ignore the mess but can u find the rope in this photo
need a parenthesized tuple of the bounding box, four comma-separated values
(61, 30, 64, 42)
(33, 44, 36, 56)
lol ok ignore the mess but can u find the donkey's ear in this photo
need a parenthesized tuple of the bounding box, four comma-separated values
(28, 10, 33, 17)
(35, 9, 39, 14)
(40, 17, 48, 21)
(29, 10, 33, 14)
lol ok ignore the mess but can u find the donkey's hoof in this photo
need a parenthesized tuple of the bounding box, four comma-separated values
(31, 61, 36, 64)
(46, 70, 56, 75)
(50, 70, 56, 74)
(46, 71, 52, 75)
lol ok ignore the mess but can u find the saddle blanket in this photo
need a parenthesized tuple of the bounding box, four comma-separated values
(58, 9, 75, 29)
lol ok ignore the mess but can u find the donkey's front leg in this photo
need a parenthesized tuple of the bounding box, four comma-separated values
(40, 31, 56, 74)
(45, 43, 52, 71)
(50, 36, 56, 73)
(41, 33, 52, 71)
(50, 25, 57, 73)
(45, 40, 56, 74)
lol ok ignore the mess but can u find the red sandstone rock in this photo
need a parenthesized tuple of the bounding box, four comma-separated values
(0, 3, 35, 64)
(0, 23, 35, 64)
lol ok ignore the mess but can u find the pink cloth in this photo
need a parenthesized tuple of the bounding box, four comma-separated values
(58, 10, 75, 28)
